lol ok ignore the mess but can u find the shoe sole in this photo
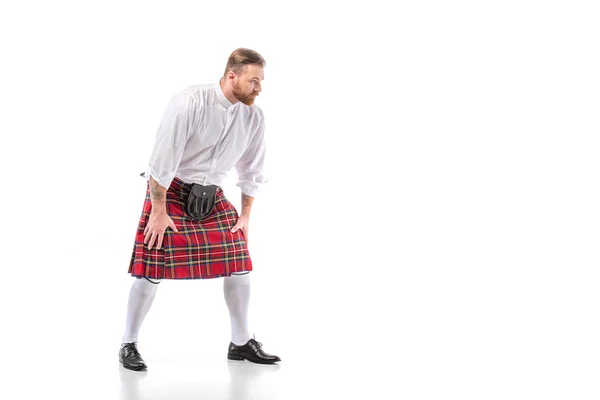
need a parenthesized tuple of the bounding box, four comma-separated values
(120, 359, 147, 371)
(227, 354, 280, 364)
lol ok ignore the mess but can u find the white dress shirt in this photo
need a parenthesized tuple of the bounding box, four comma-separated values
(144, 82, 267, 197)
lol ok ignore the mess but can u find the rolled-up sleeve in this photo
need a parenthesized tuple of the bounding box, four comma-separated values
(144, 92, 195, 189)
(235, 118, 268, 197)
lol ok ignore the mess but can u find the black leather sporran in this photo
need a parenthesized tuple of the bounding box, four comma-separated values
(185, 183, 217, 220)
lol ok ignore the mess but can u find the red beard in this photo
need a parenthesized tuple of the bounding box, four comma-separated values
(233, 82, 258, 105)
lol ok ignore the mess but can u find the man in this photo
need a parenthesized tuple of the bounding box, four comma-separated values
(119, 48, 280, 371)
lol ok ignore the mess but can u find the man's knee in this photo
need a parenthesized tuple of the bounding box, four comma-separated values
(224, 272, 251, 288)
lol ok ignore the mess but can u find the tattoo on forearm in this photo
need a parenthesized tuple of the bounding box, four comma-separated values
(150, 178, 166, 203)
(242, 194, 253, 208)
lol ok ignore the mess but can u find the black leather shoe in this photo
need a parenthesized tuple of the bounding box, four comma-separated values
(227, 338, 281, 364)
(119, 342, 147, 371)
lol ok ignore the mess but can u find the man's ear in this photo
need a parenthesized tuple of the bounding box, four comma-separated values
(227, 71, 237, 84)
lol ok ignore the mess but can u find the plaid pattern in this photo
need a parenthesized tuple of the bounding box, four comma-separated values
(128, 177, 252, 279)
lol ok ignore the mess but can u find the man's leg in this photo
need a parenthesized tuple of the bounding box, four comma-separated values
(224, 273, 280, 363)
(223, 272, 252, 345)
(119, 277, 160, 371)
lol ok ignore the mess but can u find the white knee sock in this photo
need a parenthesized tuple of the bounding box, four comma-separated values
(223, 273, 252, 346)
(122, 278, 160, 344)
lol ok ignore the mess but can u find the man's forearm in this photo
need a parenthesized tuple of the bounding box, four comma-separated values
(149, 176, 168, 214)
(241, 193, 254, 217)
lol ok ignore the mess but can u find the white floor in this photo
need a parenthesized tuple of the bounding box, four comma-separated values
(6, 313, 396, 400)
(6, 267, 599, 400)
(118, 357, 283, 400)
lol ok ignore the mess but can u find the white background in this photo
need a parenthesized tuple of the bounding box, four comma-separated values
(1, 0, 599, 399)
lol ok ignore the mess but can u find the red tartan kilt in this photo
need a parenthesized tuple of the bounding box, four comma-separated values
(128, 177, 252, 279)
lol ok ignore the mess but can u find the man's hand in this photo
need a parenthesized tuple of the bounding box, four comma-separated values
(144, 211, 179, 250)
(232, 193, 253, 244)
(231, 214, 250, 244)
(144, 176, 178, 250)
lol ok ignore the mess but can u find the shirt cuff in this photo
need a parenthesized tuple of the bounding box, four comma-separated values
(236, 179, 268, 197)
(145, 167, 175, 190)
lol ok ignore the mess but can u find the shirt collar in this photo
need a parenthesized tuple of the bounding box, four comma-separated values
(215, 81, 233, 109)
